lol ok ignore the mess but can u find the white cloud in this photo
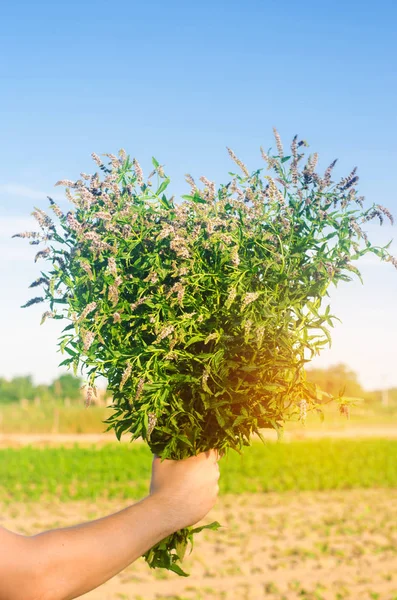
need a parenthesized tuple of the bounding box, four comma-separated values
(358, 253, 397, 267)
(0, 217, 51, 263)
(0, 183, 64, 202)
(0, 215, 38, 236)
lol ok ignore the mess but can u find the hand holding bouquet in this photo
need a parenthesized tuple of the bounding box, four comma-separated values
(14, 129, 396, 575)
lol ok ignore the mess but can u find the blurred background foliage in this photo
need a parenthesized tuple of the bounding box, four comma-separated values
(0, 373, 83, 404)
(0, 362, 395, 435)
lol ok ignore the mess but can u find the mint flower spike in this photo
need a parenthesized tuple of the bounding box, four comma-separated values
(272, 126, 284, 158)
(15, 129, 397, 577)
(226, 146, 250, 177)
(240, 292, 260, 312)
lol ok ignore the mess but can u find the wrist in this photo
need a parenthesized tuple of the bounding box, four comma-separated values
(142, 494, 182, 538)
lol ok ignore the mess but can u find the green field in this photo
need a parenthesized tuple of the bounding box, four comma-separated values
(0, 402, 110, 434)
(0, 400, 396, 435)
(1, 439, 396, 503)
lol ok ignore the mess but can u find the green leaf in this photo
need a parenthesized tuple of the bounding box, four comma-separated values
(159, 194, 173, 210)
(176, 434, 193, 447)
(214, 411, 225, 427)
(318, 325, 332, 347)
(181, 192, 207, 204)
(261, 383, 284, 392)
(184, 334, 205, 348)
(156, 178, 170, 196)
(255, 429, 268, 446)
(233, 415, 248, 427)
(189, 521, 222, 535)
(64, 346, 77, 357)
(58, 358, 73, 367)
(168, 563, 189, 577)
(174, 537, 188, 561)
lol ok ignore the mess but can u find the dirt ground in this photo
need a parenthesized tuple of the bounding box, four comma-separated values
(1, 489, 396, 600)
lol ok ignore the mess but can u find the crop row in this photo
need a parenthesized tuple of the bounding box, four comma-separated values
(1, 438, 396, 502)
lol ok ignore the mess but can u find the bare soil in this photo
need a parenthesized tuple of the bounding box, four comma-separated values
(1, 489, 396, 599)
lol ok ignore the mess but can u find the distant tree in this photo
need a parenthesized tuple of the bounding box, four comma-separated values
(49, 374, 82, 400)
(34, 384, 53, 403)
(0, 378, 12, 403)
(305, 363, 364, 401)
(0, 373, 83, 404)
(0, 375, 35, 403)
(361, 385, 397, 406)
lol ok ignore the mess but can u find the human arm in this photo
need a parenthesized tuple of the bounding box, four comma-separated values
(0, 449, 220, 600)
(0, 494, 174, 600)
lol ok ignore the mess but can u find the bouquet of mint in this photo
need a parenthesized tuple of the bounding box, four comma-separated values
(14, 129, 396, 575)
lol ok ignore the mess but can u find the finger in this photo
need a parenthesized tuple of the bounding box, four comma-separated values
(211, 449, 220, 462)
(214, 449, 223, 461)
(202, 449, 220, 462)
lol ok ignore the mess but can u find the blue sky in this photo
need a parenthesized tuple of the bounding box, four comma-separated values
(0, 0, 396, 391)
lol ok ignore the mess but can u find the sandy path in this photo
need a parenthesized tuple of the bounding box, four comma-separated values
(1, 425, 397, 447)
(1, 489, 396, 599)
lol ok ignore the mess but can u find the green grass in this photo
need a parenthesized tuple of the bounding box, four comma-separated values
(1, 439, 396, 502)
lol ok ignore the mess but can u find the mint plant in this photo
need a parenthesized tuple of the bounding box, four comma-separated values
(14, 129, 396, 575)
